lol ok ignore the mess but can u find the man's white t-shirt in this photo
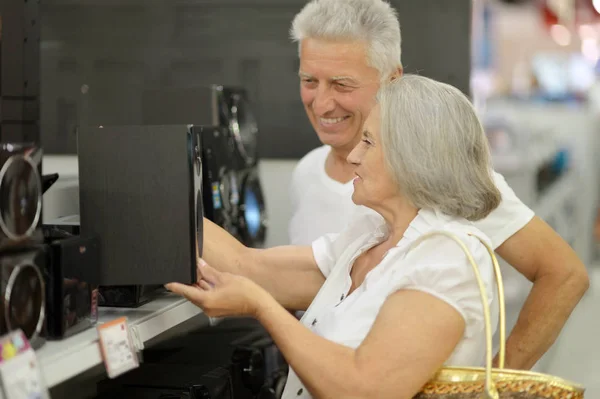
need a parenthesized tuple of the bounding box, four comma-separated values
(289, 145, 535, 249)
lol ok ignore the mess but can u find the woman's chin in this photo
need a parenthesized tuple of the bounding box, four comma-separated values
(351, 192, 363, 206)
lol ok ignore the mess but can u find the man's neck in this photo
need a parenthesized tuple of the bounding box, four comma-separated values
(324, 146, 356, 184)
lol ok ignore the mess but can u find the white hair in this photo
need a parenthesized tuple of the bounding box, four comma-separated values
(377, 75, 501, 221)
(290, 0, 402, 79)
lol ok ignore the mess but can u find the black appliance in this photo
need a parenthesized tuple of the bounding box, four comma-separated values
(235, 166, 267, 249)
(42, 215, 161, 308)
(143, 318, 288, 399)
(0, 142, 43, 251)
(77, 125, 203, 306)
(222, 88, 267, 248)
(96, 285, 162, 308)
(40, 174, 99, 339)
(41, 231, 100, 339)
(197, 125, 240, 238)
(42, 173, 59, 193)
(96, 364, 234, 399)
(0, 142, 45, 348)
(142, 85, 267, 248)
(219, 86, 259, 169)
(0, 247, 46, 349)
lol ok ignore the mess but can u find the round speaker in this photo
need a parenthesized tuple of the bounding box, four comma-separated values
(238, 169, 267, 247)
(218, 88, 259, 168)
(4, 263, 45, 340)
(0, 154, 42, 241)
(213, 168, 240, 236)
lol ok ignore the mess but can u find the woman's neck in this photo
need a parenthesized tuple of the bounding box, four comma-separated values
(377, 199, 420, 244)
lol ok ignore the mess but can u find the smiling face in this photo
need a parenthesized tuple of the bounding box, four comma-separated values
(299, 38, 381, 154)
(346, 105, 399, 208)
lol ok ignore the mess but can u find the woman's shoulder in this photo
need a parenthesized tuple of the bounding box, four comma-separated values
(385, 209, 497, 329)
(381, 209, 495, 298)
(404, 208, 493, 262)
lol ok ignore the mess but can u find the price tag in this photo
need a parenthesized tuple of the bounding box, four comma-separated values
(97, 317, 139, 379)
(0, 330, 49, 399)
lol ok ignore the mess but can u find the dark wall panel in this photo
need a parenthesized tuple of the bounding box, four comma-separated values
(1, 0, 41, 144)
(40, 0, 471, 159)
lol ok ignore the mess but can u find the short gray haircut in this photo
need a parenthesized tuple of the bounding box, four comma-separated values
(290, 0, 402, 79)
(377, 75, 501, 221)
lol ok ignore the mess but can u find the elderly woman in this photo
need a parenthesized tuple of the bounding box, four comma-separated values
(167, 75, 501, 399)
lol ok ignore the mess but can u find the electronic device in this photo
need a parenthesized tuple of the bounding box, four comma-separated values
(197, 125, 240, 237)
(143, 85, 258, 168)
(96, 364, 235, 399)
(96, 284, 163, 308)
(0, 142, 43, 252)
(222, 88, 267, 248)
(236, 167, 267, 248)
(142, 85, 267, 247)
(38, 174, 98, 339)
(0, 247, 46, 349)
(0, 141, 45, 347)
(41, 231, 99, 339)
(77, 124, 203, 287)
(143, 318, 288, 399)
(43, 215, 160, 309)
(42, 173, 59, 193)
(220, 87, 259, 169)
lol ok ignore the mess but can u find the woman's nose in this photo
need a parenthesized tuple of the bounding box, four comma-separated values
(347, 145, 361, 165)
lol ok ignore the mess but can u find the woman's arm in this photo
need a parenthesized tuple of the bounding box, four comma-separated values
(255, 289, 465, 399)
(202, 217, 325, 310)
(166, 258, 467, 398)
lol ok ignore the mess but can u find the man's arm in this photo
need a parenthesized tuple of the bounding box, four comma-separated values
(495, 216, 589, 369)
(202, 217, 325, 310)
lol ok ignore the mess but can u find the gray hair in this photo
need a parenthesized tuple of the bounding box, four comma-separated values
(377, 75, 501, 221)
(290, 0, 402, 79)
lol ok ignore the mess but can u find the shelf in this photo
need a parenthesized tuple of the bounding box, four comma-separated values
(36, 292, 207, 389)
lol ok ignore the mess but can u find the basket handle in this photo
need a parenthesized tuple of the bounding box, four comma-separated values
(407, 231, 506, 399)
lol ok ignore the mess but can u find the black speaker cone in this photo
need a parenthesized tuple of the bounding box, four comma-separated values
(5, 263, 45, 339)
(239, 170, 266, 247)
(0, 155, 42, 239)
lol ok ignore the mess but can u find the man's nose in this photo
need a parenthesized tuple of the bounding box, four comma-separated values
(312, 87, 336, 115)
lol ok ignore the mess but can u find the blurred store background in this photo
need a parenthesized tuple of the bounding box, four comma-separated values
(470, 0, 600, 395)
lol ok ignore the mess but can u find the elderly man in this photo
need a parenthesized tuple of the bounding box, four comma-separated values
(287, 0, 588, 370)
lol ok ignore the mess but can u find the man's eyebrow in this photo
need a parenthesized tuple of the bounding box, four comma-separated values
(363, 129, 373, 139)
(331, 75, 357, 82)
(298, 72, 359, 83)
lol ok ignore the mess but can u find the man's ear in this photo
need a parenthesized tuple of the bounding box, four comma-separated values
(389, 66, 403, 82)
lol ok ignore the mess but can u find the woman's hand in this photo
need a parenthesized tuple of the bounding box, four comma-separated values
(165, 258, 269, 318)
